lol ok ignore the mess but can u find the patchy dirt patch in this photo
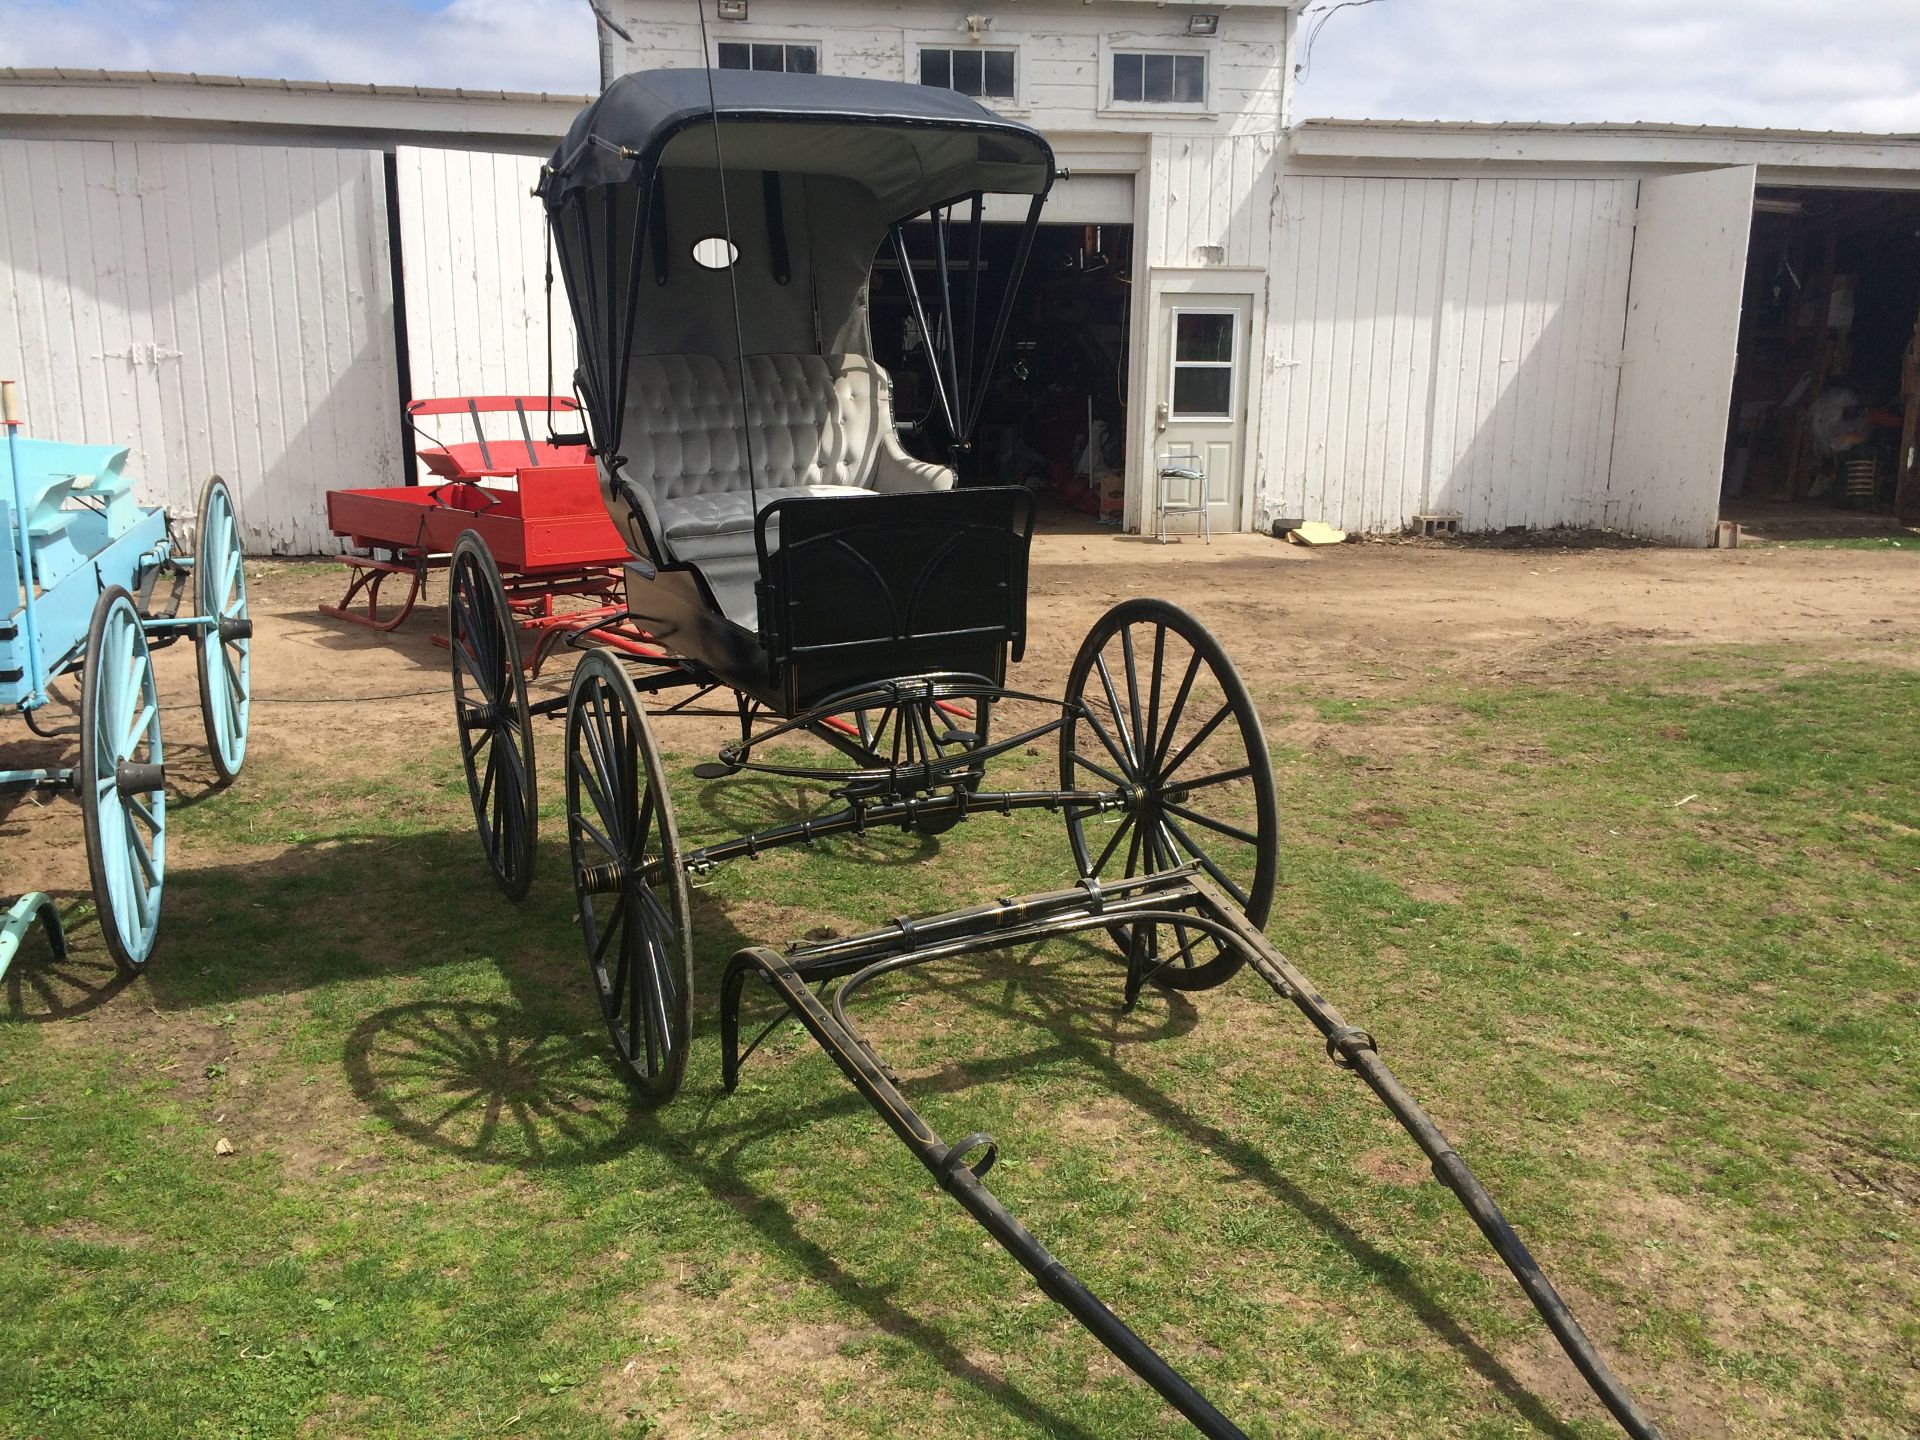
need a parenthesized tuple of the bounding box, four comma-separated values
(588, 1265, 872, 1438)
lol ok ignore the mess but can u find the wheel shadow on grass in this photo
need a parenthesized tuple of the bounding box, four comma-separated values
(340, 919, 1579, 1438)
(342, 982, 1126, 1440)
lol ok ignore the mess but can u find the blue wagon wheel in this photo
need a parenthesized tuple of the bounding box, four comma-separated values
(1059, 598, 1278, 991)
(193, 475, 250, 783)
(565, 650, 692, 1103)
(449, 532, 537, 900)
(80, 587, 167, 973)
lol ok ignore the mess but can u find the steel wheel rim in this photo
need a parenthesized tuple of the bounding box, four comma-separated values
(449, 535, 536, 900)
(195, 477, 249, 780)
(84, 591, 166, 970)
(565, 652, 691, 1102)
(1061, 599, 1277, 990)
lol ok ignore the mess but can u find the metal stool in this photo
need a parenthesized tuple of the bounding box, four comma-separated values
(1155, 452, 1210, 543)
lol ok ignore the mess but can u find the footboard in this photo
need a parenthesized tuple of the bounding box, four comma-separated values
(754, 487, 1034, 712)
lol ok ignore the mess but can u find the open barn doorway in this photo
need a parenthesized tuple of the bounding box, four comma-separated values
(870, 222, 1133, 518)
(1722, 186, 1920, 533)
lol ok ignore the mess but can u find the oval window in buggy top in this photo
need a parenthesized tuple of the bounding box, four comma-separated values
(691, 236, 740, 270)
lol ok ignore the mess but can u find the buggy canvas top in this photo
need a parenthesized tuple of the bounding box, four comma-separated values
(539, 68, 1054, 473)
(544, 67, 1053, 214)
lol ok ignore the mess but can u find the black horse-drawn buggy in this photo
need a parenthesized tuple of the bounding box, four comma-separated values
(443, 67, 1664, 1439)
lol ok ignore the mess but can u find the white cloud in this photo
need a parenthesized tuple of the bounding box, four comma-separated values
(0, 0, 598, 94)
(1294, 0, 1920, 131)
(5, 0, 1920, 134)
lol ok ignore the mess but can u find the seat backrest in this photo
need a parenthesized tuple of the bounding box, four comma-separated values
(619, 353, 883, 505)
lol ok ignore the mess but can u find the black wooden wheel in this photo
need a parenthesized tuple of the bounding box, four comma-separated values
(1059, 598, 1278, 990)
(449, 531, 537, 901)
(565, 650, 693, 1103)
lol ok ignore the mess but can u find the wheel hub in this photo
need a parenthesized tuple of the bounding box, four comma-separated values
(115, 760, 165, 797)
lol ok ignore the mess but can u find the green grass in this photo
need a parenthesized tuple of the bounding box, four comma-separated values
(2, 642, 1917, 1438)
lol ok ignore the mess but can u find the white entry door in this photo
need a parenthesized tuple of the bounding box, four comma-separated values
(1154, 293, 1252, 531)
(1605, 165, 1756, 543)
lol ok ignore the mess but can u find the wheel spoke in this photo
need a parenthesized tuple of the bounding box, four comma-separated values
(595, 892, 628, 976)
(1089, 813, 1135, 878)
(1151, 649, 1204, 773)
(1092, 652, 1139, 770)
(128, 828, 160, 887)
(1171, 762, 1255, 792)
(1142, 623, 1167, 772)
(478, 740, 499, 821)
(1078, 705, 1139, 779)
(570, 809, 621, 864)
(1066, 751, 1126, 787)
(1121, 624, 1148, 777)
(126, 794, 161, 834)
(1162, 801, 1261, 847)
(1160, 702, 1233, 782)
(1161, 812, 1252, 907)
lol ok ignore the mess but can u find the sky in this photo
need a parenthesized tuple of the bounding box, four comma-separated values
(3, 0, 1920, 132)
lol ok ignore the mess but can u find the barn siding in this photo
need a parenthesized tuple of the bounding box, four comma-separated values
(396, 146, 575, 405)
(0, 137, 400, 553)
(1263, 173, 1637, 535)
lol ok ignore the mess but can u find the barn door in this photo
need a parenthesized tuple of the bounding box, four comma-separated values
(1604, 165, 1756, 543)
(393, 147, 577, 408)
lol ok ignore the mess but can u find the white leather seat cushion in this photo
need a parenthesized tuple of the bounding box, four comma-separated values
(660, 483, 871, 548)
(624, 354, 877, 503)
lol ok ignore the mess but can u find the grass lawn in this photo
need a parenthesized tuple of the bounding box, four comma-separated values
(2, 638, 1916, 1438)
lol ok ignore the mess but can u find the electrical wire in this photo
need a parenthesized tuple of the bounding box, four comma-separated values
(1295, 0, 1389, 84)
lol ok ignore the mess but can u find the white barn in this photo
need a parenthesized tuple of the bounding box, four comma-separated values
(6, 12, 1920, 551)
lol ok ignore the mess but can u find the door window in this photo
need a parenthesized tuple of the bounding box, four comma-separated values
(1170, 309, 1236, 418)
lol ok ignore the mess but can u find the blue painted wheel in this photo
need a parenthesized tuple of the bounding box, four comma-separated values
(80, 587, 166, 973)
(193, 475, 250, 783)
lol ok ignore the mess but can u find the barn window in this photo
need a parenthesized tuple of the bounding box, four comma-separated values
(1112, 51, 1205, 105)
(920, 47, 1016, 100)
(716, 42, 819, 74)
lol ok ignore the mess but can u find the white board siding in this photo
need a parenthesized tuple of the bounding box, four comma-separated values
(0, 137, 400, 554)
(1264, 174, 1638, 536)
(395, 147, 577, 408)
(1148, 133, 1278, 269)
(1603, 166, 1756, 545)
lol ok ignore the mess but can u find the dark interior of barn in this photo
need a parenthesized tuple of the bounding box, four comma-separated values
(1724, 186, 1920, 525)
(870, 221, 1132, 517)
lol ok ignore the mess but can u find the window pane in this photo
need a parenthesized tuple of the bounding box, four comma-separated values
(785, 44, 817, 74)
(717, 42, 749, 69)
(1174, 54, 1205, 102)
(751, 42, 782, 70)
(953, 49, 983, 96)
(920, 49, 948, 86)
(1173, 367, 1232, 416)
(1143, 53, 1174, 101)
(1176, 313, 1234, 363)
(1113, 52, 1143, 103)
(984, 49, 1015, 97)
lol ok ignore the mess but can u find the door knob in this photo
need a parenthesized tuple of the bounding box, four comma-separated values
(1155, 402, 1168, 432)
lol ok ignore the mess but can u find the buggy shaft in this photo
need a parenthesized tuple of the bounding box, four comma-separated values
(723, 944, 1250, 1440)
(724, 869, 1664, 1439)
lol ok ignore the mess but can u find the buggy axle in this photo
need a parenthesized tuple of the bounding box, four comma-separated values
(679, 786, 1127, 873)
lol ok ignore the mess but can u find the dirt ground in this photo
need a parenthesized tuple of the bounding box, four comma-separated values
(3, 521, 1917, 902)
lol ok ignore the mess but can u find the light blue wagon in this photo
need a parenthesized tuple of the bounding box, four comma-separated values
(0, 380, 250, 978)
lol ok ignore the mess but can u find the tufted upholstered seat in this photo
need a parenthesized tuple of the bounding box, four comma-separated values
(615, 352, 953, 628)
